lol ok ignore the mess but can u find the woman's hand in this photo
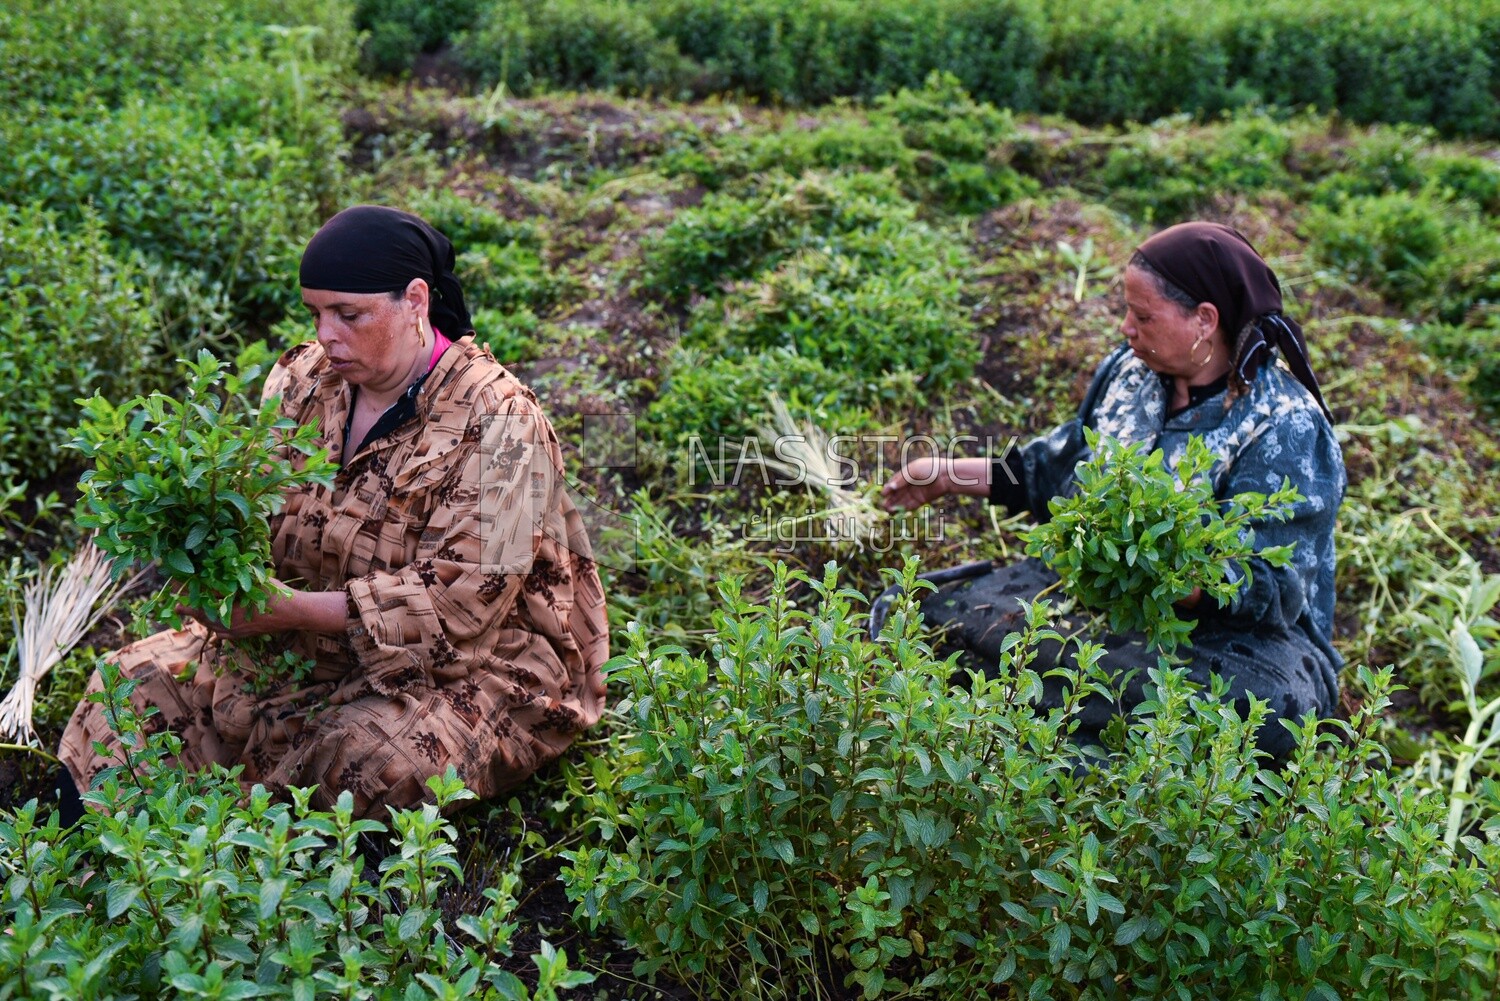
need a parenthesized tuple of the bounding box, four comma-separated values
(181, 580, 350, 639)
(881, 457, 949, 512)
(881, 456, 993, 512)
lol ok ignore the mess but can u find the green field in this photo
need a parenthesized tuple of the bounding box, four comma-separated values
(3, 1, 1500, 998)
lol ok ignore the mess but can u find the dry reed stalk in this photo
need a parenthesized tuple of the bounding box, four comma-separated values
(0, 538, 142, 744)
(750, 394, 886, 548)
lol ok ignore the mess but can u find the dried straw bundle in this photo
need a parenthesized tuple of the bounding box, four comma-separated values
(751, 394, 886, 547)
(0, 539, 140, 744)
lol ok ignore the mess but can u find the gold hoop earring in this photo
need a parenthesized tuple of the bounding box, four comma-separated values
(416, 317, 427, 348)
(1191, 332, 1214, 369)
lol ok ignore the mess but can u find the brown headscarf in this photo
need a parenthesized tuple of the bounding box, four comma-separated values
(1135, 222, 1332, 422)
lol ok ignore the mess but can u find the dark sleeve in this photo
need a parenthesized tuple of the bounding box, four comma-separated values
(989, 454, 1029, 510)
(987, 346, 1130, 520)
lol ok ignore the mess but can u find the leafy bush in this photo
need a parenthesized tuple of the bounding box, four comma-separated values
(874, 71, 1014, 161)
(1024, 431, 1301, 654)
(0, 0, 356, 110)
(1305, 191, 1500, 318)
(870, 72, 1037, 212)
(0, 1, 353, 331)
(1305, 191, 1444, 303)
(404, 189, 542, 250)
(0, 100, 330, 324)
(1089, 111, 1296, 222)
(458, 242, 561, 316)
(0, 662, 592, 1000)
(715, 75, 1036, 213)
(69, 351, 336, 629)
(693, 227, 977, 389)
(180, 26, 352, 210)
(1306, 128, 1500, 215)
(356, 0, 484, 75)
(641, 170, 914, 298)
(730, 119, 919, 184)
(456, 0, 694, 98)
(564, 560, 1500, 998)
(0, 205, 156, 487)
(471, 306, 543, 365)
(1417, 315, 1500, 415)
(645, 347, 861, 449)
(1302, 126, 1437, 205)
(1426, 154, 1500, 215)
(647, 166, 979, 456)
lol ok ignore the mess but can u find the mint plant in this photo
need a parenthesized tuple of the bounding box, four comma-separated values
(1023, 429, 1302, 654)
(563, 558, 1109, 999)
(68, 349, 336, 631)
(0, 659, 594, 1001)
(1405, 563, 1500, 846)
(562, 559, 1500, 999)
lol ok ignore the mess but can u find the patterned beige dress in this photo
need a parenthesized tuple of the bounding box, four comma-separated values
(60, 337, 609, 817)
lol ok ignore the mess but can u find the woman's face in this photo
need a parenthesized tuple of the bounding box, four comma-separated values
(1120, 266, 1218, 379)
(302, 281, 427, 393)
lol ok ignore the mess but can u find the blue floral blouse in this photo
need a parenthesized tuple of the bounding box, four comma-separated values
(992, 345, 1347, 668)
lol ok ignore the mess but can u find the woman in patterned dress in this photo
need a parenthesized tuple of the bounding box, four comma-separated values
(876, 222, 1345, 758)
(58, 205, 609, 818)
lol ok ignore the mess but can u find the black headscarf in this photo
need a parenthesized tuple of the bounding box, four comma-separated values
(299, 205, 474, 338)
(1135, 221, 1332, 422)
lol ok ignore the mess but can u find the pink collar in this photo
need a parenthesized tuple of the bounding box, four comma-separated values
(428, 327, 452, 370)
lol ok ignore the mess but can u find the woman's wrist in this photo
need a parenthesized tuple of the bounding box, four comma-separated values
(943, 457, 993, 498)
(274, 588, 352, 634)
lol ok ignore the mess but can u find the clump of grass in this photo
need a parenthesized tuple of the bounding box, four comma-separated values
(748, 394, 886, 548)
(0, 538, 142, 747)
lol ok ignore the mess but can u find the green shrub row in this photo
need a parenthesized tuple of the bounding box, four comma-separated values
(0, 0, 356, 110)
(1304, 190, 1500, 323)
(0, 102, 329, 326)
(0, 662, 590, 1000)
(375, 0, 1500, 137)
(565, 561, 1500, 999)
(355, 0, 483, 74)
(0, 207, 156, 486)
(0, 0, 358, 492)
(1036, 0, 1500, 138)
(643, 169, 979, 447)
(452, 0, 1042, 111)
(665, 73, 1038, 214)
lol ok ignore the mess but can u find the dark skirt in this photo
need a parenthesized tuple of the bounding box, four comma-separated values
(871, 558, 1340, 759)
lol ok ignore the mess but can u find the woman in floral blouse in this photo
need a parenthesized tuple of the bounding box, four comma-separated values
(59, 205, 608, 818)
(878, 222, 1345, 758)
